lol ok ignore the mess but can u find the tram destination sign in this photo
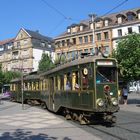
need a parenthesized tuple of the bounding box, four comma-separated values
(97, 61, 113, 66)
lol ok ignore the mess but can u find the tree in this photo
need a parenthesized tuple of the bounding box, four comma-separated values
(112, 33, 140, 82)
(3, 71, 21, 84)
(54, 53, 66, 65)
(38, 52, 54, 72)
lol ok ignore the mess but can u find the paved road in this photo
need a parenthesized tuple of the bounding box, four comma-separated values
(0, 93, 140, 140)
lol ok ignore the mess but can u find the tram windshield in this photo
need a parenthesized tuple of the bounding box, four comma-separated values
(96, 67, 116, 83)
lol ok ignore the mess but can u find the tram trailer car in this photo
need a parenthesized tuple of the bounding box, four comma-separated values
(10, 56, 119, 124)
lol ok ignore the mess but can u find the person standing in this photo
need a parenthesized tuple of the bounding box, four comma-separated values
(122, 85, 128, 105)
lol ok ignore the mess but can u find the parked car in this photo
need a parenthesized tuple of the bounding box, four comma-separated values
(128, 81, 140, 93)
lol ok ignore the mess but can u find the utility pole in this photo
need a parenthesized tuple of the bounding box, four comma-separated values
(89, 13, 96, 55)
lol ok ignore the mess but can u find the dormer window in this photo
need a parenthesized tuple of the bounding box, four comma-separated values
(116, 14, 126, 24)
(90, 23, 94, 30)
(127, 14, 134, 21)
(104, 20, 109, 26)
(118, 17, 122, 24)
(94, 17, 103, 29)
(67, 28, 71, 33)
(126, 11, 135, 21)
(136, 9, 140, 19)
(79, 25, 83, 31)
(96, 21, 101, 28)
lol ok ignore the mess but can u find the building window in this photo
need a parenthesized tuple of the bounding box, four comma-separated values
(80, 25, 83, 31)
(66, 39, 70, 46)
(84, 36, 88, 43)
(104, 20, 109, 26)
(96, 22, 101, 28)
(67, 28, 71, 33)
(72, 38, 76, 45)
(17, 42, 20, 47)
(79, 50, 83, 56)
(90, 48, 94, 55)
(62, 40, 65, 46)
(0, 45, 4, 51)
(89, 35, 93, 42)
(71, 51, 75, 59)
(118, 29, 122, 37)
(24, 39, 28, 45)
(117, 17, 122, 24)
(127, 14, 134, 21)
(41, 42, 45, 47)
(104, 32, 109, 40)
(67, 52, 71, 59)
(79, 37, 83, 44)
(138, 26, 140, 33)
(138, 13, 140, 20)
(128, 27, 132, 34)
(84, 49, 88, 53)
(97, 33, 101, 40)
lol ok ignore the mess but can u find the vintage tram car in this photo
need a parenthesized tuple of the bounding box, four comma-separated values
(10, 55, 119, 124)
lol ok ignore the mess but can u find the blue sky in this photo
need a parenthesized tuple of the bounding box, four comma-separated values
(0, 0, 140, 40)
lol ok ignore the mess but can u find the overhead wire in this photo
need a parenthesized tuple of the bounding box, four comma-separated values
(40, 0, 129, 36)
(40, 0, 72, 20)
(102, 0, 129, 16)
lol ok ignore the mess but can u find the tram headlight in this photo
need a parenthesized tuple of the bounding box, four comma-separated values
(111, 98, 118, 106)
(96, 98, 104, 107)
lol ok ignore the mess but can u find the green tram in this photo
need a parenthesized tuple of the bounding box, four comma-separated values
(10, 55, 119, 124)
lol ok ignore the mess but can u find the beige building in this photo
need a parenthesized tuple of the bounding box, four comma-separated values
(54, 20, 94, 60)
(0, 28, 55, 73)
(54, 7, 140, 59)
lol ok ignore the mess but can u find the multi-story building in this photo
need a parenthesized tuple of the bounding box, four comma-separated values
(0, 28, 55, 73)
(112, 7, 140, 49)
(55, 7, 140, 58)
(54, 20, 94, 60)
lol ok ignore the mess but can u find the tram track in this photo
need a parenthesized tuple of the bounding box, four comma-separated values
(88, 124, 127, 140)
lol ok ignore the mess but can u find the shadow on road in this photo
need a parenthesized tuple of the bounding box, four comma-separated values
(0, 129, 57, 140)
(128, 98, 140, 104)
(0, 129, 72, 140)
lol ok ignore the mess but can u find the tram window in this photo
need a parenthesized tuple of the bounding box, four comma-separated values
(57, 75, 61, 90)
(72, 71, 80, 90)
(24, 82, 28, 91)
(36, 81, 39, 90)
(96, 67, 116, 83)
(60, 75, 64, 90)
(65, 72, 71, 90)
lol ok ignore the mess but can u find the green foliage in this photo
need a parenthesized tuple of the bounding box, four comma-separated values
(54, 54, 66, 65)
(38, 52, 54, 72)
(112, 33, 140, 82)
(3, 71, 21, 84)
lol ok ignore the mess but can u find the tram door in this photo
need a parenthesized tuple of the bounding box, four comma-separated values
(49, 77, 55, 111)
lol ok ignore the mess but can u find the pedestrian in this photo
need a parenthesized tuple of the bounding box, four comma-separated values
(122, 85, 128, 105)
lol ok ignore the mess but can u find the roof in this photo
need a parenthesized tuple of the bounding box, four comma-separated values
(24, 28, 54, 43)
(55, 7, 140, 38)
(0, 38, 14, 45)
(41, 55, 116, 76)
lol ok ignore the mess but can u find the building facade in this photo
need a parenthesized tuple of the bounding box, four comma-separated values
(112, 8, 140, 49)
(54, 7, 140, 59)
(54, 20, 94, 60)
(0, 28, 55, 73)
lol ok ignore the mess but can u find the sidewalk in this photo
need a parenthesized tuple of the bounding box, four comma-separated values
(119, 93, 140, 113)
(0, 101, 101, 140)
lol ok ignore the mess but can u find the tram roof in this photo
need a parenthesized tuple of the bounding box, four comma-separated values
(10, 74, 40, 82)
(41, 55, 116, 76)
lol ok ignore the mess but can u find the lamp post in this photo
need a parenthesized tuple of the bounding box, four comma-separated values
(21, 70, 24, 110)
